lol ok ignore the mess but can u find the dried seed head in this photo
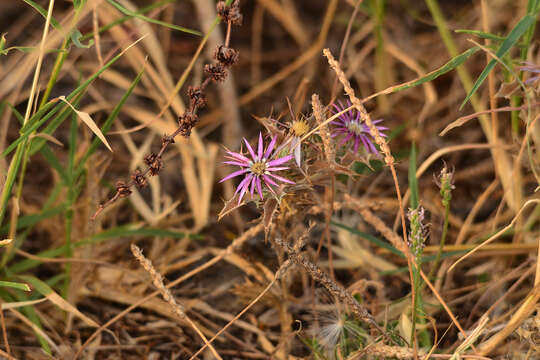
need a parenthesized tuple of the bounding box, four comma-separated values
(437, 165, 455, 208)
(188, 86, 206, 109)
(204, 63, 227, 82)
(161, 135, 175, 147)
(144, 153, 163, 176)
(214, 45, 239, 66)
(178, 113, 198, 137)
(131, 169, 148, 188)
(407, 207, 427, 260)
(116, 181, 132, 198)
(217, 0, 243, 25)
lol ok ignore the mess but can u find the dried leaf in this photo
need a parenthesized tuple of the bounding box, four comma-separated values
(262, 198, 278, 240)
(29, 133, 64, 146)
(58, 96, 112, 152)
(1, 298, 47, 310)
(398, 312, 412, 342)
(218, 195, 245, 221)
(496, 80, 520, 98)
(19, 275, 99, 327)
(0, 238, 13, 246)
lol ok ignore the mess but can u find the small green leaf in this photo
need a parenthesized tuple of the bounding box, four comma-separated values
(455, 29, 505, 42)
(0, 33, 6, 54)
(70, 29, 94, 49)
(73, 0, 86, 10)
(22, 0, 61, 30)
(461, 14, 536, 109)
(391, 47, 480, 93)
(0, 281, 31, 291)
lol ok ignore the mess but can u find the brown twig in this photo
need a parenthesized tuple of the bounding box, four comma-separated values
(91, 1, 242, 220)
(0, 302, 10, 357)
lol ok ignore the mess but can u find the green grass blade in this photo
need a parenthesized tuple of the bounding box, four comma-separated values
(455, 29, 505, 42)
(391, 47, 479, 94)
(80, 0, 175, 42)
(0, 289, 51, 354)
(408, 142, 419, 209)
(381, 250, 466, 275)
(0, 205, 65, 235)
(22, 0, 61, 30)
(0, 281, 31, 291)
(8, 246, 68, 274)
(8, 227, 198, 274)
(0, 145, 25, 225)
(2, 38, 144, 158)
(331, 221, 404, 258)
(106, 0, 202, 36)
(460, 14, 536, 109)
(39, 145, 69, 184)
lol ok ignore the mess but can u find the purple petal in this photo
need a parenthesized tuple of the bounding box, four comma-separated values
(225, 150, 251, 164)
(244, 138, 257, 161)
(220, 168, 249, 183)
(223, 160, 249, 167)
(359, 135, 370, 152)
(294, 144, 301, 167)
(263, 135, 277, 159)
(257, 132, 263, 160)
(267, 154, 293, 167)
(266, 166, 289, 171)
(353, 137, 359, 153)
(256, 177, 263, 200)
(267, 172, 294, 184)
(332, 103, 342, 113)
(237, 174, 253, 204)
(365, 137, 378, 153)
(521, 66, 540, 73)
(262, 174, 278, 188)
(525, 76, 540, 84)
(249, 175, 256, 197)
(339, 133, 353, 145)
(234, 173, 252, 194)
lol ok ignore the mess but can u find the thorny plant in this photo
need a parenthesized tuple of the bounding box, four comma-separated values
(91, 0, 242, 220)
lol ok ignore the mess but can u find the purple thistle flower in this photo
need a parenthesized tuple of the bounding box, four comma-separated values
(220, 132, 294, 204)
(331, 100, 388, 154)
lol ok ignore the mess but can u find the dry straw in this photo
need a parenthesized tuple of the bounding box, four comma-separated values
(130, 244, 223, 360)
(272, 236, 388, 338)
(311, 93, 335, 165)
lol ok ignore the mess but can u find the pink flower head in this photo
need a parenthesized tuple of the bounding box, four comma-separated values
(331, 100, 388, 154)
(220, 132, 294, 204)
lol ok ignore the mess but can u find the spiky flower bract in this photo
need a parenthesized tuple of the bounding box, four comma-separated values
(220, 132, 294, 204)
(331, 100, 388, 154)
(289, 116, 310, 167)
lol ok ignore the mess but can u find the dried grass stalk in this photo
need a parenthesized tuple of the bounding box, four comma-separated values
(131, 244, 223, 360)
(311, 93, 335, 165)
